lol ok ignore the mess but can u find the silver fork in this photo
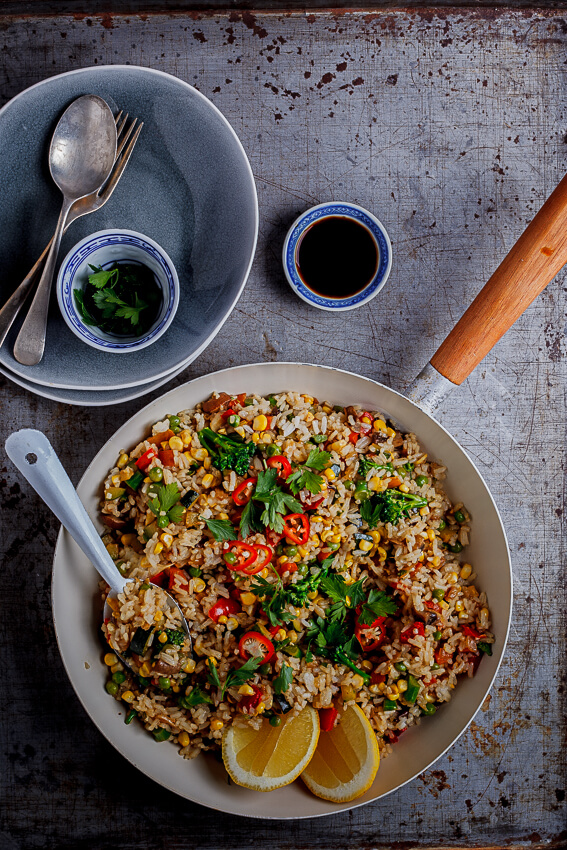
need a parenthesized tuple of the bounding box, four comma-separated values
(0, 112, 143, 349)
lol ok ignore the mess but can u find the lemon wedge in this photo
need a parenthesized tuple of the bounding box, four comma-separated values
(222, 705, 319, 792)
(301, 704, 380, 802)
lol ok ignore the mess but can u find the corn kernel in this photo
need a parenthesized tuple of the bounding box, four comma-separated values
(293, 619, 302, 631)
(211, 719, 224, 731)
(179, 429, 192, 446)
(178, 732, 190, 747)
(447, 572, 458, 584)
(190, 447, 208, 461)
(397, 679, 408, 692)
(369, 684, 381, 694)
(302, 395, 314, 404)
(261, 432, 273, 444)
(183, 659, 196, 674)
(341, 684, 356, 701)
(259, 567, 269, 579)
(440, 600, 450, 610)
(122, 690, 135, 703)
(277, 555, 289, 566)
(368, 476, 385, 492)
(358, 539, 373, 552)
(298, 546, 309, 559)
(235, 426, 246, 439)
(360, 414, 372, 425)
(111, 474, 121, 486)
(369, 529, 381, 544)
(319, 479, 328, 491)
(238, 684, 255, 695)
(158, 632, 168, 644)
(388, 683, 399, 695)
(304, 411, 314, 423)
(257, 703, 266, 714)
(207, 656, 218, 667)
(240, 592, 256, 606)
(140, 663, 151, 678)
(218, 428, 227, 436)
(468, 586, 479, 598)
(253, 414, 268, 431)
(329, 440, 346, 452)
(330, 533, 343, 545)
(121, 533, 137, 546)
(460, 564, 472, 580)
(169, 436, 184, 451)
(373, 419, 387, 432)
(320, 528, 332, 543)
(217, 615, 228, 624)
(387, 692, 400, 701)
(251, 432, 261, 444)
(153, 542, 164, 555)
(398, 483, 410, 493)
(386, 427, 396, 437)
(343, 574, 355, 585)
(361, 659, 373, 671)
(427, 529, 436, 542)
(154, 610, 163, 622)
(323, 467, 336, 481)
(104, 653, 118, 666)
(226, 617, 239, 630)
(287, 630, 298, 643)
(419, 507, 429, 516)
(310, 533, 320, 547)
(193, 578, 206, 593)
(307, 591, 319, 603)
(432, 556, 441, 567)
(117, 452, 129, 468)
(344, 556, 354, 568)
(203, 457, 212, 470)
(202, 474, 215, 489)
(351, 674, 365, 689)
(454, 600, 465, 612)
(160, 532, 174, 547)
(322, 404, 332, 414)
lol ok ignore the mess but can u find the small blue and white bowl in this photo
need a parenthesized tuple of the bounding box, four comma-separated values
(57, 229, 180, 353)
(282, 201, 392, 312)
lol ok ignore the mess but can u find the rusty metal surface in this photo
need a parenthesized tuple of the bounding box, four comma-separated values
(0, 9, 566, 849)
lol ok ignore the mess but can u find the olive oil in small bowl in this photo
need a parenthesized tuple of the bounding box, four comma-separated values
(282, 202, 392, 311)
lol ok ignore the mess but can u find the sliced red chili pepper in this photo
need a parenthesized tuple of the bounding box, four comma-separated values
(239, 683, 264, 715)
(355, 606, 387, 651)
(208, 597, 241, 623)
(150, 571, 166, 587)
(348, 430, 359, 445)
(282, 513, 309, 545)
(253, 544, 273, 571)
(135, 446, 158, 470)
(299, 492, 325, 511)
(400, 621, 426, 643)
(371, 671, 386, 686)
(223, 541, 257, 571)
(266, 455, 292, 480)
(168, 568, 189, 593)
(266, 528, 283, 547)
(238, 631, 275, 664)
(461, 625, 484, 640)
(232, 477, 256, 507)
(268, 625, 280, 637)
(221, 407, 237, 420)
(158, 449, 175, 468)
(276, 561, 298, 577)
(146, 429, 174, 446)
(319, 706, 338, 732)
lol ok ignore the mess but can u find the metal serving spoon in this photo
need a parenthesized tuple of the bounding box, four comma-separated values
(13, 95, 117, 366)
(5, 429, 191, 663)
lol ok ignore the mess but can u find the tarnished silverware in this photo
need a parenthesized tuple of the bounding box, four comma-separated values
(0, 111, 143, 351)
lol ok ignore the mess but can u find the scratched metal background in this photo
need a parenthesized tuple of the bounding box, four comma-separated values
(0, 9, 566, 849)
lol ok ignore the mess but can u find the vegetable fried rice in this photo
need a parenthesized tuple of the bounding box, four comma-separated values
(100, 391, 493, 764)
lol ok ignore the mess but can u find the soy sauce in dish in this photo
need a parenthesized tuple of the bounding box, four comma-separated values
(295, 216, 379, 299)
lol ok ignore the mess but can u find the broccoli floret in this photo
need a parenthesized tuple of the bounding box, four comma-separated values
(197, 427, 255, 476)
(164, 628, 185, 646)
(360, 489, 428, 527)
(358, 457, 394, 477)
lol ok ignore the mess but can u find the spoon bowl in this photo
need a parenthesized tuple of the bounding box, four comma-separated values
(4, 429, 192, 668)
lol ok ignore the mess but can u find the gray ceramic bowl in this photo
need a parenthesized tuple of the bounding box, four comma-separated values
(0, 66, 258, 391)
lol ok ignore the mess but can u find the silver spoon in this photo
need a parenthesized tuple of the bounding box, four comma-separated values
(4, 429, 192, 666)
(13, 95, 117, 366)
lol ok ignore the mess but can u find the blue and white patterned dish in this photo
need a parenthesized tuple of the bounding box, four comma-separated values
(57, 230, 179, 354)
(282, 202, 392, 311)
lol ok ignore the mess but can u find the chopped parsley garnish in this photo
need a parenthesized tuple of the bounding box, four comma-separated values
(202, 517, 238, 541)
(74, 263, 162, 336)
(305, 617, 370, 683)
(357, 589, 398, 625)
(242, 468, 303, 535)
(273, 663, 293, 694)
(360, 489, 428, 527)
(287, 448, 332, 496)
(180, 686, 212, 707)
(358, 457, 394, 477)
(207, 656, 263, 698)
(164, 628, 186, 646)
(147, 482, 184, 524)
(319, 574, 366, 622)
(251, 563, 332, 626)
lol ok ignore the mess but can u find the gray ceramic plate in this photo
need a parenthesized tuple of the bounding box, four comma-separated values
(0, 66, 258, 391)
(0, 360, 187, 406)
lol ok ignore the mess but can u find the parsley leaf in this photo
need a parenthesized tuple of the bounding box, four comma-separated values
(239, 500, 263, 539)
(306, 616, 370, 684)
(87, 265, 119, 289)
(305, 448, 332, 471)
(147, 482, 182, 524)
(222, 656, 263, 697)
(287, 448, 332, 495)
(249, 468, 303, 533)
(203, 517, 238, 541)
(73, 289, 97, 325)
(183, 685, 212, 707)
(273, 664, 293, 694)
(251, 566, 331, 626)
(357, 589, 398, 625)
(319, 575, 366, 623)
(206, 661, 221, 689)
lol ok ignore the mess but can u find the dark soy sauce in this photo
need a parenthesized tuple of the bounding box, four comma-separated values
(296, 216, 379, 299)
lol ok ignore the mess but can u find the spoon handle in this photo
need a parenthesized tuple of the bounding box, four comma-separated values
(12, 196, 73, 366)
(5, 429, 126, 595)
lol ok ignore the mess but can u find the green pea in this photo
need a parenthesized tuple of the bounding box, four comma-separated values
(105, 681, 119, 695)
(153, 728, 171, 742)
(394, 662, 407, 673)
(148, 466, 163, 482)
(431, 662, 440, 670)
(297, 562, 309, 577)
(158, 677, 171, 690)
(224, 551, 238, 565)
(433, 630, 442, 641)
(188, 566, 202, 578)
(265, 444, 280, 457)
(310, 434, 327, 444)
(275, 543, 286, 556)
(416, 475, 428, 487)
(343, 479, 354, 490)
(454, 510, 466, 524)
(157, 516, 169, 528)
(260, 664, 271, 675)
(138, 677, 150, 688)
(228, 414, 241, 426)
(326, 541, 340, 552)
(269, 715, 282, 727)
(112, 671, 126, 685)
(450, 542, 463, 554)
(432, 588, 445, 601)
(421, 703, 436, 716)
(244, 398, 254, 406)
(285, 546, 298, 558)
(333, 405, 344, 413)
(438, 520, 446, 530)
(168, 415, 181, 433)
(268, 396, 277, 406)
(139, 582, 150, 591)
(125, 709, 137, 725)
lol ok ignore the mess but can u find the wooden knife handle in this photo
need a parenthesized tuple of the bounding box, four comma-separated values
(431, 173, 567, 385)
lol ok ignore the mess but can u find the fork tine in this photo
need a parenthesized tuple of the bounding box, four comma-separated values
(116, 117, 137, 159)
(98, 122, 143, 202)
(114, 109, 123, 126)
(115, 111, 129, 138)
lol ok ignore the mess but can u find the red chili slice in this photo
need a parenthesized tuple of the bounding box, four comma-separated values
(135, 446, 158, 470)
(238, 631, 275, 664)
(208, 597, 242, 623)
(239, 683, 264, 715)
(355, 606, 387, 651)
(168, 567, 190, 593)
(252, 544, 273, 571)
(299, 491, 325, 511)
(223, 541, 257, 571)
(266, 455, 292, 480)
(266, 528, 283, 547)
(400, 621, 426, 643)
(221, 408, 237, 420)
(348, 431, 359, 445)
(461, 625, 484, 640)
(319, 706, 338, 732)
(282, 513, 309, 545)
(232, 477, 256, 507)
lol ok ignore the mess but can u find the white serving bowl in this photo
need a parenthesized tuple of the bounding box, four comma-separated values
(57, 229, 180, 353)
